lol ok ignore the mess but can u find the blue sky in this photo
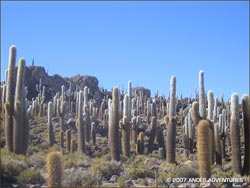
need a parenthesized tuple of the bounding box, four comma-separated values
(1, 1, 249, 100)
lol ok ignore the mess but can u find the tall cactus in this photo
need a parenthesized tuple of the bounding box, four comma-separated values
(48, 102, 54, 146)
(199, 70, 206, 119)
(70, 138, 76, 153)
(66, 129, 71, 152)
(47, 151, 63, 188)
(230, 93, 242, 175)
(121, 116, 130, 157)
(77, 91, 85, 153)
(91, 122, 96, 146)
(197, 120, 211, 179)
(242, 94, 250, 175)
(136, 132, 144, 154)
(188, 109, 195, 153)
(207, 90, 215, 164)
(83, 105, 90, 143)
(4, 45, 16, 152)
(166, 76, 177, 163)
(13, 58, 29, 155)
(148, 116, 157, 153)
(109, 87, 120, 161)
(57, 99, 66, 131)
(191, 101, 200, 125)
(214, 122, 222, 165)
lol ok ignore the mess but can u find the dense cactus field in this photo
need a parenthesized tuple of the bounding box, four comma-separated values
(1, 45, 249, 188)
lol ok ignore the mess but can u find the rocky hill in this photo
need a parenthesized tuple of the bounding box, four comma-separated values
(16, 66, 102, 105)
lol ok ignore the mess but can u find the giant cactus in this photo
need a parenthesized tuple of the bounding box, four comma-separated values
(242, 94, 250, 175)
(91, 122, 96, 146)
(207, 90, 215, 164)
(136, 132, 144, 155)
(214, 121, 222, 165)
(48, 101, 54, 146)
(230, 93, 242, 175)
(197, 120, 211, 179)
(77, 91, 85, 153)
(191, 101, 200, 125)
(66, 129, 71, 152)
(199, 70, 206, 119)
(109, 87, 121, 161)
(4, 45, 16, 152)
(121, 116, 130, 157)
(13, 58, 30, 155)
(166, 76, 177, 163)
(148, 116, 157, 153)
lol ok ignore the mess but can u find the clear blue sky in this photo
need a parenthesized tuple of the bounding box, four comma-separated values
(1, 1, 249, 100)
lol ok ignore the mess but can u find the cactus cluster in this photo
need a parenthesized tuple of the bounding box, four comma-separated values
(4, 46, 30, 155)
(2, 45, 249, 187)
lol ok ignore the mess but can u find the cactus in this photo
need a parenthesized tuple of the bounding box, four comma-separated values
(99, 101, 105, 120)
(128, 80, 132, 98)
(46, 151, 63, 188)
(242, 94, 250, 175)
(83, 105, 91, 143)
(13, 58, 29, 155)
(230, 93, 242, 175)
(65, 129, 71, 152)
(57, 99, 66, 131)
(109, 87, 121, 161)
(91, 122, 96, 146)
(4, 45, 16, 152)
(166, 76, 177, 163)
(207, 90, 215, 164)
(197, 120, 211, 179)
(199, 70, 206, 119)
(39, 86, 45, 117)
(121, 116, 130, 157)
(77, 91, 85, 153)
(60, 130, 64, 149)
(48, 102, 54, 146)
(148, 116, 157, 153)
(188, 109, 195, 153)
(191, 101, 200, 125)
(83, 86, 88, 108)
(131, 116, 140, 143)
(136, 132, 144, 154)
(70, 138, 76, 153)
(214, 122, 222, 165)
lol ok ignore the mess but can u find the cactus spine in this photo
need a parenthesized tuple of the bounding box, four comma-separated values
(109, 87, 121, 161)
(4, 45, 16, 152)
(48, 101, 54, 146)
(47, 151, 63, 188)
(230, 93, 242, 175)
(197, 120, 211, 179)
(166, 76, 177, 163)
(242, 94, 250, 175)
